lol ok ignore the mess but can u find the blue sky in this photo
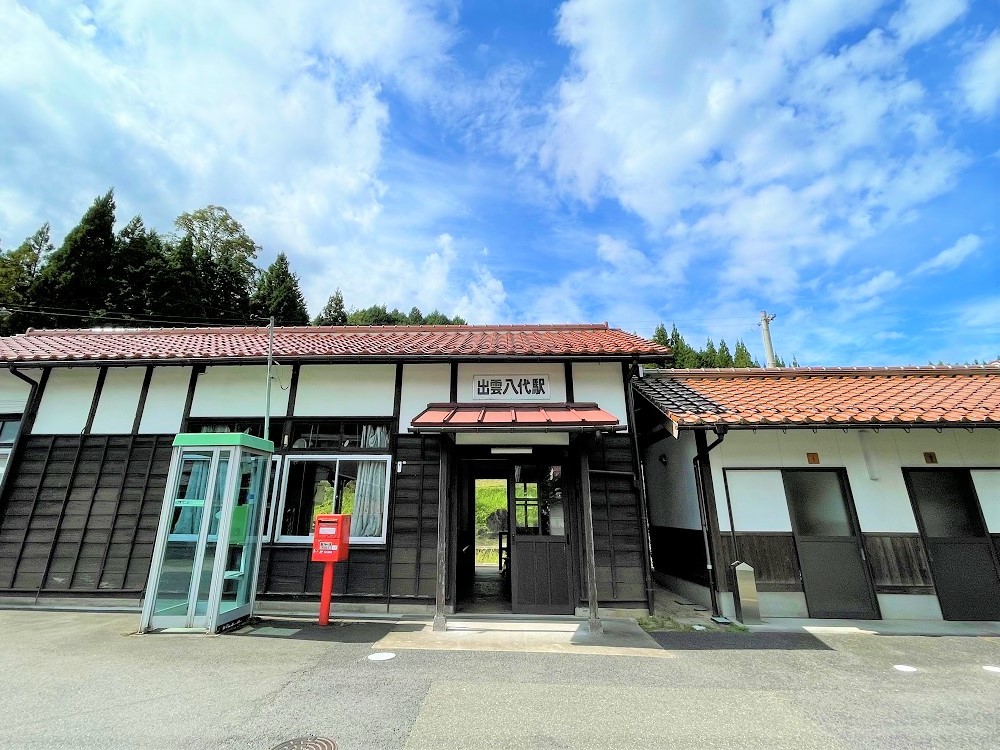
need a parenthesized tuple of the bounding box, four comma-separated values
(0, 0, 997, 365)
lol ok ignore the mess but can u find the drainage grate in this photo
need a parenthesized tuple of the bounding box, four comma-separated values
(270, 737, 338, 750)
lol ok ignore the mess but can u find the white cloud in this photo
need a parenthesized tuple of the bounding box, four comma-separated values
(539, 0, 970, 302)
(960, 32, 1000, 117)
(913, 233, 982, 274)
(889, 0, 967, 48)
(0, 0, 464, 314)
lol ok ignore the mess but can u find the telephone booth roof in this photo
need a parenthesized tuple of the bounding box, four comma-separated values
(172, 432, 274, 452)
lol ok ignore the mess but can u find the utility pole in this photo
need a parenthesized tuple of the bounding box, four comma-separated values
(759, 311, 777, 368)
(263, 316, 275, 442)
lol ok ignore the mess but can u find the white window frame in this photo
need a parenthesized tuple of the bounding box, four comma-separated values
(274, 453, 392, 545)
(260, 454, 283, 542)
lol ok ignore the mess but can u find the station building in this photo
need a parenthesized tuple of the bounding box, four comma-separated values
(0, 324, 665, 621)
(1, 325, 998, 625)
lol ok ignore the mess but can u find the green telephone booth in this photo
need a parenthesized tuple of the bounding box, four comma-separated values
(140, 434, 273, 633)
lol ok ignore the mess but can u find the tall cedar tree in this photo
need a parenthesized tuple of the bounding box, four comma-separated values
(30, 190, 117, 327)
(252, 253, 309, 325)
(313, 289, 348, 325)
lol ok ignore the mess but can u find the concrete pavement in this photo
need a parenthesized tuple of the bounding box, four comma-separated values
(2, 609, 1000, 749)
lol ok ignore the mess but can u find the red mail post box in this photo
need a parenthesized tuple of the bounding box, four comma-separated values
(312, 514, 351, 563)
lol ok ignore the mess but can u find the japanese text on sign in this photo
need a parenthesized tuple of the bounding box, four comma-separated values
(472, 375, 551, 401)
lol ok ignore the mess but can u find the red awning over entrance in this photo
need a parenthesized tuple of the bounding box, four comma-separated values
(410, 402, 620, 432)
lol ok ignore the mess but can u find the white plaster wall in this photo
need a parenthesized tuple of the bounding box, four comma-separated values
(191, 365, 292, 418)
(138, 367, 191, 434)
(708, 428, 1000, 535)
(456, 363, 566, 402)
(572, 362, 627, 426)
(838, 431, 918, 533)
(877, 593, 943, 620)
(293, 364, 395, 417)
(720, 469, 791, 532)
(645, 431, 701, 529)
(0, 369, 34, 413)
(972, 469, 1000, 533)
(32, 368, 100, 434)
(399, 364, 450, 432)
(90, 367, 145, 434)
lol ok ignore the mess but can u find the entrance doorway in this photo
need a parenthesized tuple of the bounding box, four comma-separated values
(904, 468, 1000, 621)
(457, 456, 576, 615)
(783, 469, 880, 619)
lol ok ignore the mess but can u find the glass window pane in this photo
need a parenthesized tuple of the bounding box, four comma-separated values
(783, 470, 853, 537)
(220, 453, 267, 614)
(0, 420, 21, 445)
(154, 450, 214, 618)
(290, 422, 341, 449)
(195, 452, 229, 616)
(280, 459, 338, 537)
(341, 460, 388, 538)
(908, 470, 985, 538)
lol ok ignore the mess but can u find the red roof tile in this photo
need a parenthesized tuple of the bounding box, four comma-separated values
(411, 402, 620, 431)
(633, 366, 1000, 427)
(0, 324, 669, 363)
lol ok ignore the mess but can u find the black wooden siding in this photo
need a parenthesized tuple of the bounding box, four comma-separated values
(388, 435, 440, 600)
(583, 434, 648, 605)
(0, 434, 172, 593)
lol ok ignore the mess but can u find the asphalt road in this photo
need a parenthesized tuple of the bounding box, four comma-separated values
(1, 610, 999, 750)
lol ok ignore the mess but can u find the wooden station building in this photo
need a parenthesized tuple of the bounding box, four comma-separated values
(0, 324, 666, 624)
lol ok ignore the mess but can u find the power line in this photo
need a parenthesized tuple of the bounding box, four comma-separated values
(0, 302, 252, 328)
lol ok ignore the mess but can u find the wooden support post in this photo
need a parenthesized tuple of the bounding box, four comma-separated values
(433, 443, 449, 631)
(579, 439, 603, 634)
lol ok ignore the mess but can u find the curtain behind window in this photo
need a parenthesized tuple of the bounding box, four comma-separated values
(352, 426, 389, 537)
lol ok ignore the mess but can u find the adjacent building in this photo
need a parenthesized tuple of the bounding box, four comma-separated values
(633, 366, 1000, 622)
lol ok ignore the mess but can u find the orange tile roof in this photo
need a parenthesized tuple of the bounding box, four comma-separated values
(0, 324, 669, 363)
(633, 366, 1000, 428)
(411, 402, 620, 431)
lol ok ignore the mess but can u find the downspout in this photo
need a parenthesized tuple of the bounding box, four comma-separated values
(625, 360, 656, 615)
(0, 367, 45, 523)
(693, 426, 726, 616)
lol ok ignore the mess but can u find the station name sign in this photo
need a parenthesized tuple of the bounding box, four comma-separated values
(472, 374, 551, 401)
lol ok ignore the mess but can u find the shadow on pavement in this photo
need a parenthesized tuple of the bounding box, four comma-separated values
(227, 617, 422, 644)
(649, 631, 833, 651)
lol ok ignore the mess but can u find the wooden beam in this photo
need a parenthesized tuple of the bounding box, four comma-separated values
(579, 438, 603, 634)
(433, 441, 449, 631)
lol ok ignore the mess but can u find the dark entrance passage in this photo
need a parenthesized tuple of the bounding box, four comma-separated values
(456, 455, 576, 615)
(783, 470, 880, 619)
(508, 462, 575, 615)
(905, 469, 1000, 621)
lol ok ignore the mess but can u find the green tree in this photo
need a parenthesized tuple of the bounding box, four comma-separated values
(0, 223, 53, 333)
(667, 324, 700, 368)
(251, 253, 309, 325)
(314, 289, 348, 325)
(347, 304, 407, 325)
(30, 190, 117, 327)
(151, 235, 209, 322)
(108, 215, 170, 319)
(699, 338, 719, 368)
(733, 339, 758, 367)
(716, 339, 735, 368)
(652, 323, 668, 347)
(175, 205, 260, 323)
